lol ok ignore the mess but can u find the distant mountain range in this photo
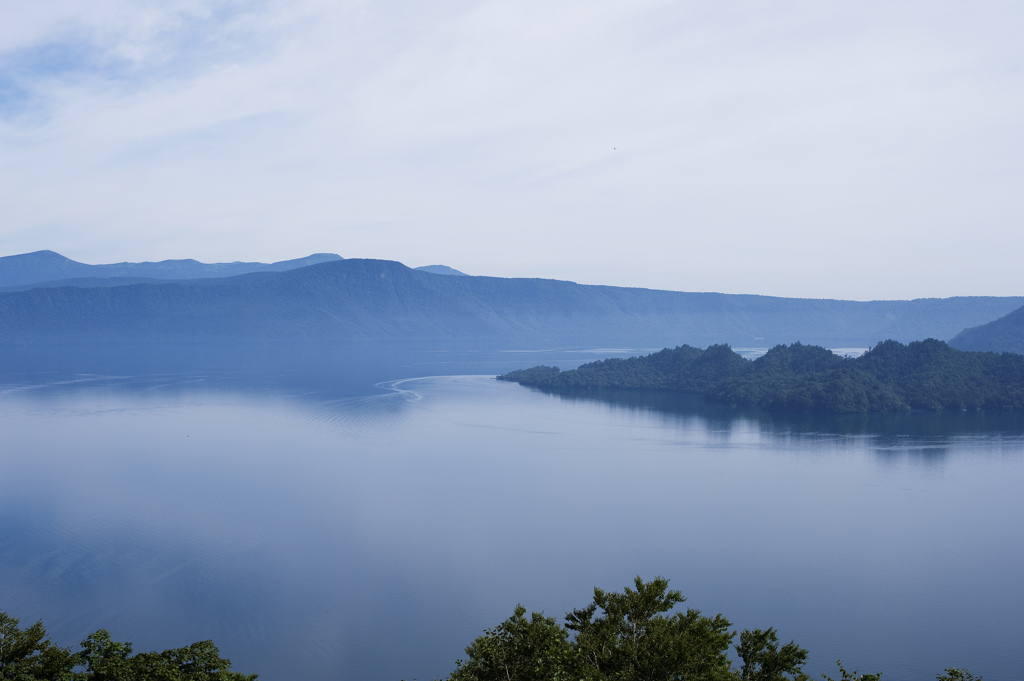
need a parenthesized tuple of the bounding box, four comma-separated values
(950, 303, 1024, 354)
(0, 250, 345, 289)
(0, 250, 467, 290)
(1, 253, 1021, 347)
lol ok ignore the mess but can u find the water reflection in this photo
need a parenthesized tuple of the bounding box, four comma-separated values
(0, 342, 648, 401)
(528, 385, 1024, 447)
(8, 343, 1020, 443)
(1, 345, 1023, 681)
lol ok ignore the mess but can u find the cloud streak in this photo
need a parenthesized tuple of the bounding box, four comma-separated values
(1, 0, 1023, 299)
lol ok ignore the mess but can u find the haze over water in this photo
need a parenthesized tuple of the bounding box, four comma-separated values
(1, 345, 1022, 681)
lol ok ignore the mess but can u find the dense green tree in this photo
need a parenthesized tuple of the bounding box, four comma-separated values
(445, 577, 795, 681)
(442, 579, 983, 681)
(566, 577, 736, 681)
(0, 612, 254, 681)
(448, 606, 575, 681)
(75, 629, 256, 681)
(75, 630, 134, 681)
(735, 628, 808, 681)
(0, 612, 76, 681)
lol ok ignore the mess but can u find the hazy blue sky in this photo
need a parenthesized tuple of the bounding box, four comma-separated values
(1, 1, 1022, 300)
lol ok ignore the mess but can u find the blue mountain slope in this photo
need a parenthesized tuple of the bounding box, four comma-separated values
(0, 250, 343, 288)
(1, 258, 1020, 347)
(950, 303, 1024, 354)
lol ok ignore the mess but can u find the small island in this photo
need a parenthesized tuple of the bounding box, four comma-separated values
(498, 339, 1024, 413)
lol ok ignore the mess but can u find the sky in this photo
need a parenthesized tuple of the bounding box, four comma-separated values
(1, 0, 1022, 300)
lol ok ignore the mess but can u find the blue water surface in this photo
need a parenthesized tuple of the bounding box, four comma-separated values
(0, 344, 1022, 681)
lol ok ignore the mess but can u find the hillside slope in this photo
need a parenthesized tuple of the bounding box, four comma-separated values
(949, 304, 1024, 354)
(1, 259, 1021, 346)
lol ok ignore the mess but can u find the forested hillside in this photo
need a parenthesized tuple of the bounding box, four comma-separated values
(499, 339, 1024, 412)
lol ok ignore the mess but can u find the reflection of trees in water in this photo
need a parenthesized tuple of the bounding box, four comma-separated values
(535, 385, 1024, 444)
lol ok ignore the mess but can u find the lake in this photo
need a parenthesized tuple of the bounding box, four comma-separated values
(1, 344, 1022, 681)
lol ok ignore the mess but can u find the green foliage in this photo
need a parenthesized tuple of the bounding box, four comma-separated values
(499, 365, 563, 385)
(444, 580, 985, 681)
(75, 629, 256, 681)
(820, 660, 881, 681)
(499, 345, 745, 393)
(448, 606, 574, 681)
(0, 612, 77, 681)
(736, 628, 809, 681)
(75, 631, 134, 681)
(936, 669, 982, 681)
(500, 340, 1024, 413)
(566, 576, 736, 681)
(0, 612, 255, 681)
(444, 577, 797, 681)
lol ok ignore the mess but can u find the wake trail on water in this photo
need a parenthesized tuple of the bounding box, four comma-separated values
(292, 375, 494, 436)
(0, 374, 132, 395)
(287, 377, 431, 435)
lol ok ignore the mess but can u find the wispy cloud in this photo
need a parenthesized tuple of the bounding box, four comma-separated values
(1, 0, 1023, 299)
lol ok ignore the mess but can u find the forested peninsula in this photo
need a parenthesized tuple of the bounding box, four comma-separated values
(498, 339, 1024, 413)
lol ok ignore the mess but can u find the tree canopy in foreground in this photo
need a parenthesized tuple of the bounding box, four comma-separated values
(437, 577, 978, 681)
(498, 339, 1024, 413)
(0, 611, 256, 681)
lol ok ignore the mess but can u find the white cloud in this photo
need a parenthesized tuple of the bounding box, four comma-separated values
(1, 0, 1023, 299)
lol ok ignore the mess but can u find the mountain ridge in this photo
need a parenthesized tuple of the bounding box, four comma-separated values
(0, 250, 344, 288)
(1, 258, 1021, 347)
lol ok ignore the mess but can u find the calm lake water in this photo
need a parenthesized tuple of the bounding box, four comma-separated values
(1, 345, 1022, 681)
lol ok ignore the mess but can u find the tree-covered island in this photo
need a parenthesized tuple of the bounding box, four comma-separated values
(498, 340, 1024, 413)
